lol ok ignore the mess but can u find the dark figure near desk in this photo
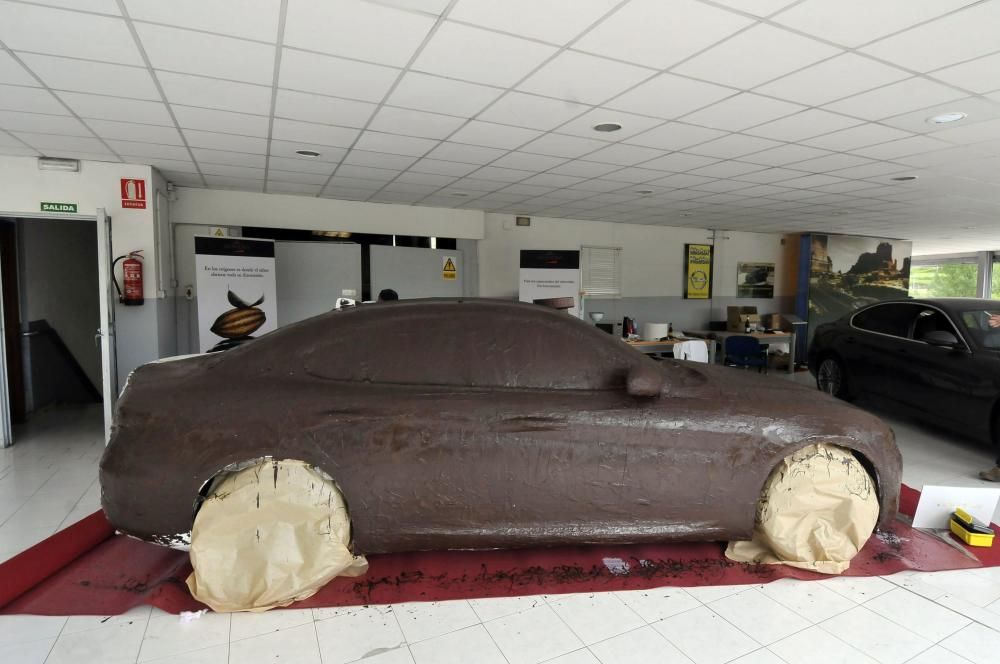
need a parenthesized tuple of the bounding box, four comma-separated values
(378, 289, 399, 302)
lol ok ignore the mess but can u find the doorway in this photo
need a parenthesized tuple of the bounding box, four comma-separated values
(0, 211, 115, 447)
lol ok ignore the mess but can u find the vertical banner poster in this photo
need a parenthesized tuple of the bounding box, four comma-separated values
(684, 244, 713, 299)
(195, 236, 278, 353)
(737, 262, 775, 298)
(519, 250, 581, 318)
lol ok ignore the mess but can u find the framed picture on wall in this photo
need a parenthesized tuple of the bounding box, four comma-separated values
(684, 244, 712, 299)
(737, 262, 775, 298)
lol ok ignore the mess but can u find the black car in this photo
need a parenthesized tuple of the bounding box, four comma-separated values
(809, 298, 1000, 442)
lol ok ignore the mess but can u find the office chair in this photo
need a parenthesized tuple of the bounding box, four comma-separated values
(724, 335, 768, 374)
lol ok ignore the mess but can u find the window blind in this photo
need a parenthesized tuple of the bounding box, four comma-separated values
(582, 246, 622, 297)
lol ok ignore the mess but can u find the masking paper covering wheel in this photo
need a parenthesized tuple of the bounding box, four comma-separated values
(186, 459, 368, 612)
(725, 444, 879, 575)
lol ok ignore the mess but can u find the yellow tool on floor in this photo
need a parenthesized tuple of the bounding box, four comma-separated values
(949, 508, 996, 547)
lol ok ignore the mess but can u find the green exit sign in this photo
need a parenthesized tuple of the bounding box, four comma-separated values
(40, 202, 77, 213)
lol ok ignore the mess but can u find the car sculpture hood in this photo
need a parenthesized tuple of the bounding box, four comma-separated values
(100, 298, 901, 553)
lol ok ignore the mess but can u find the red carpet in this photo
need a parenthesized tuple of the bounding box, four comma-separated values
(2, 485, 997, 615)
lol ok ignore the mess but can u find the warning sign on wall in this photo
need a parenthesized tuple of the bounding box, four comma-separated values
(121, 178, 147, 209)
(442, 256, 457, 280)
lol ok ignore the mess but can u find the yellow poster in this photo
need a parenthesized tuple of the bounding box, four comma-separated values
(685, 244, 712, 299)
(442, 256, 457, 280)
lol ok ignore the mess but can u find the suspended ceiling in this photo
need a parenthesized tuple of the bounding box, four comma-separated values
(1, 0, 999, 254)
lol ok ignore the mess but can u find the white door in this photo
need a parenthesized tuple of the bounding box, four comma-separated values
(95, 208, 118, 442)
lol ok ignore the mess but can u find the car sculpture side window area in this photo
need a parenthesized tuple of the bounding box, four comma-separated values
(301, 302, 647, 390)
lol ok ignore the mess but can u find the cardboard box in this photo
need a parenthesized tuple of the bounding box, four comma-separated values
(727, 306, 760, 332)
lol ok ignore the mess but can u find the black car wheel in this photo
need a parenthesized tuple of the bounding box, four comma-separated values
(817, 357, 853, 400)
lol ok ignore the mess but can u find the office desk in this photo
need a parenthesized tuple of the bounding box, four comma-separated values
(685, 330, 796, 374)
(625, 338, 715, 364)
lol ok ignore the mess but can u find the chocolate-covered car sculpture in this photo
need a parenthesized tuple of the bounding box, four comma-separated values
(100, 299, 900, 554)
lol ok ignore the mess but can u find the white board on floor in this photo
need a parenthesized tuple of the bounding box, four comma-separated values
(911, 485, 1000, 529)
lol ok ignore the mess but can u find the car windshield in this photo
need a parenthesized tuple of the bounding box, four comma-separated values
(958, 309, 1000, 350)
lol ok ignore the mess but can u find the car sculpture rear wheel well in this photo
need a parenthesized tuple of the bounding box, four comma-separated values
(191, 457, 357, 546)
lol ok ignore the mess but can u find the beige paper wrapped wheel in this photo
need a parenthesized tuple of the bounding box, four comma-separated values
(726, 443, 879, 575)
(186, 459, 368, 612)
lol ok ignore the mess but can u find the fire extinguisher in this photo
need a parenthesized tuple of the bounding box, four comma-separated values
(112, 250, 144, 306)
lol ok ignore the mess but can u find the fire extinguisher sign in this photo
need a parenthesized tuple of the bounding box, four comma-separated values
(120, 178, 147, 209)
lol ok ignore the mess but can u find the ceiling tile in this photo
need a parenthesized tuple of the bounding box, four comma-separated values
(788, 153, 874, 173)
(0, 85, 66, 115)
(687, 160, 766, 178)
(449, 120, 540, 149)
(779, 173, 848, 189)
(269, 141, 346, 163)
(709, 0, 799, 16)
(395, 171, 457, 186)
(353, 131, 437, 157)
(602, 167, 667, 183)
(686, 134, 783, 159)
(274, 89, 376, 127)
(0, 3, 141, 64)
(111, 140, 193, 160)
(266, 181, 323, 195)
(826, 161, 911, 179)
(824, 78, 967, 121)
(741, 143, 832, 166)
(409, 158, 480, 176)
(279, 48, 399, 102)
(490, 151, 568, 171)
(199, 162, 265, 178)
(745, 109, 862, 142)
(852, 135, 953, 160)
(425, 141, 506, 164)
(755, 54, 910, 107)
(124, 0, 281, 41)
(519, 173, 588, 188)
(574, 0, 752, 69)
(522, 133, 608, 158)
(647, 173, 716, 188)
(557, 109, 663, 140)
(605, 73, 734, 120)
(548, 160, 621, 178)
(374, 0, 450, 14)
(0, 51, 37, 86)
(932, 117, 1000, 145)
(676, 24, 841, 89)
(86, 118, 183, 144)
(184, 129, 267, 153)
(518, 50, 653, 105)
(368, 106, 465, 139)
(172, 106, 270, 137)
(158, 71, 272, 114)
(473, 166, 534, 182)
(159, 170, 203, 185)
(0, 110, 89, 135)
(447, 177, 509, 192)
(56, 91, 172, 125)
(204, 175, 264, 191)
(271, 118, 359, 148)
(860, 2, 1000, 71)
(20, 53, 160, 100)
(12, 132, 112, 154)
(382, 182, 438, 195)
(267, 155, 341, 173)
(478, 92, 589, 131)
(804, 123, 913, 151)
(343, 150, 417, 170)
(449, 0, 618, 45)
(284, 0, 434, 66)
(932, 53, 1000, 94)
(412, 21, 557, 87)
(388, 72, 502, 116)
(584, 143, 664, 166)
(880, 97, 1000, 135)
(26, 1, 120, 13)
(733, 167, 807, 183)
(772, 0, 977, 48)
(641, 152, 718, 172)
(685, 93, 804, 132)
(136, 23, 275, 85)
(334, 164, 400, 181)
(623, 122, 726, 151)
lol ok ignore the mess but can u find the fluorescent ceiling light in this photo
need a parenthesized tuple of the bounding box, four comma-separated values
(37, 157, 80, 172)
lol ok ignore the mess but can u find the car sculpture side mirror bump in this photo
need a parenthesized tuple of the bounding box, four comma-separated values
(921, 330, 962, 349)
(626, 362, 665, 397)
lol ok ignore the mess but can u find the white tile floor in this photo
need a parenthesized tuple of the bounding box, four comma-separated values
(2, 375, 1000, 664)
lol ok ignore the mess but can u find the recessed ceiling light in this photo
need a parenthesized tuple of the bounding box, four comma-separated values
(927, 111, 967, 124)
(295, 149, 321, 157)
(635, 189, 654, 195)
(891, 176, 918, 182)
(593, 122, 623, 133)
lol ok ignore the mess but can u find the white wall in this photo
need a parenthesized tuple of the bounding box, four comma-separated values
(170, 187, 486, 239)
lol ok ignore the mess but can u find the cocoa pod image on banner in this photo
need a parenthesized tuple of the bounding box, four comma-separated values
(211, 307, 266, 339)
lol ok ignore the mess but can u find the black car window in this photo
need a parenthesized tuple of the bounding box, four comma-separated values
(960, 310, 1000, 349)
(910, 308, 957, 342)
(852, 304, 921, 338)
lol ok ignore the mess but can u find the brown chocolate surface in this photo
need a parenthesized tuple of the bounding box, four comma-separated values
(100, 298, 901, 554)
